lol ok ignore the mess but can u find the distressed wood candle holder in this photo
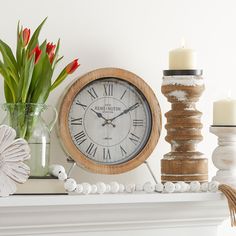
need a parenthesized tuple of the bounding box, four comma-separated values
(210, 126, 236, 188)
(161, 70, 208, 182)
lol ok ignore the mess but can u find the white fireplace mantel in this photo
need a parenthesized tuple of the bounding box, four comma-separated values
(0, 192, 230, 236)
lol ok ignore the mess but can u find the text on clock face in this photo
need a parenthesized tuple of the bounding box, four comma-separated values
(68, 78, 152, 165)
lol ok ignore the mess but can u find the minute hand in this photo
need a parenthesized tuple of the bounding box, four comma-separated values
(110, 103, 140, 122)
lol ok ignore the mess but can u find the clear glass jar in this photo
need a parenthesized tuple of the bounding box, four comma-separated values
(1, 103, 58, 177)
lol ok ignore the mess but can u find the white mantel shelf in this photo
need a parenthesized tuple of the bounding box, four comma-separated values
(0, 192, 229, 236)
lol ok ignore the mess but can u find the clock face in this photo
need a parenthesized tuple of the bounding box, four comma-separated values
(68, 78, 152, 165)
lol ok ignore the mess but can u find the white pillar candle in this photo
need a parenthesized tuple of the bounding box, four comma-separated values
(169, 41, 197, 70)
(213, 98, 236, 125)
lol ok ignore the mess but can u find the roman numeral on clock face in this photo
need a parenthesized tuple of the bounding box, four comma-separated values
(129, 133, 140, 145)
(74, 131, 87, 145)
(86, 142, 98, 157)
(133, 119, 144, 127)
(70, 117, 82, 125)
(120, 146, 127, 157)
(104, 83, 113, 96)
(103, 148, 111, 160)
(120, 89, 127, 100)
(87, 87, 98, 100)
(75, 100, 87, 110)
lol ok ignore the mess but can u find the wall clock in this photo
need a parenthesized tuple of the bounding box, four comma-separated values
(58, 68, 162, 174)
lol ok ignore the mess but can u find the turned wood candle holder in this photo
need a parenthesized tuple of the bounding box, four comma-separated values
(161, 70, 208, 182)
(210, 126, 236, 188)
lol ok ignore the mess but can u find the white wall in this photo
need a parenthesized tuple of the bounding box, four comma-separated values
(0, 0, 235, 235)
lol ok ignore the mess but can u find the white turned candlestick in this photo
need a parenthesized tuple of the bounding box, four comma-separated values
(210, 126, 236, 187)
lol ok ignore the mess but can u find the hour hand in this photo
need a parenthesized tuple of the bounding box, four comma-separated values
(91, 108, 116, 127)
(91, 108, 107, 121)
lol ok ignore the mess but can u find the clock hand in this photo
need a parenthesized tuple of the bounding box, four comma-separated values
(102, 103, 140, 126)
(111, 102, 140, 121)
(91, 108, 116, 127)
(91, 108, 107, 121)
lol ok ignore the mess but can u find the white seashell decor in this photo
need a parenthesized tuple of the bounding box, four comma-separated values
(0, 125, 30, 197)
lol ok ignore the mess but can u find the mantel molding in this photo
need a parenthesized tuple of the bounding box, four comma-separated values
(0, 193, 229, 236)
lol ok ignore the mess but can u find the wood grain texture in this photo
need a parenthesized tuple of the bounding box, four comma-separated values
(58, 68, 162, 174)
(161, 75, 208, 182)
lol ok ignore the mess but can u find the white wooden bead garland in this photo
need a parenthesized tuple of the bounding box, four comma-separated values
(49, 164, 221, 195)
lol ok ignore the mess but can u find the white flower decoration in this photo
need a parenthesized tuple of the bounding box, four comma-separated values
(0, 125, 30, 197)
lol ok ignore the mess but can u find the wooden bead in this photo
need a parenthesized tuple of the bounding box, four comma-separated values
(178, 181, 187, 192)
(208, 181, 219, 192)
(49, 164, 65, 177)
(82, 183, 92, 195)
(174, 183, 181, 192)
(125, 184, 135, 193)
(164, 182, 175, 193)
(75, 184, 83, 194)
(190, 181, 201, 192)
(155, 183, 164, 192)
(110, 182, 120, 193)
(96, 182, 106, 194)
(58, 172, 67, 181)
(64, 178, 77, 192)
(143, 182, 155, 193)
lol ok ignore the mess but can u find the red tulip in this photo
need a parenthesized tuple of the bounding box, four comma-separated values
(66, 59, 80, 74)
(30, 45, 42, 64)
(22, 28, 30, 47)
(49, 53, 55, 64)
(46, 42, 56, 55)
(46, 42, 56, 64)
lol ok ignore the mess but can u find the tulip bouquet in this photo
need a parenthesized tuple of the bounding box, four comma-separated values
(0, 18, 80, 139)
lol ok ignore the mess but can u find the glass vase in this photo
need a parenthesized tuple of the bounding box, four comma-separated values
(1, 103, 58, 177)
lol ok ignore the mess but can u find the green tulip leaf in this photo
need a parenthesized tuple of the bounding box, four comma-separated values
(27, 17, 47, 53)
(16, 22, 23, 69)
(0, 40, 19, 82)
(0, 61, 16, 102)
(21, 56, 35, 103)
(4, 81, 13, 103)
(31, 56, 52, 103)
(27, 40, 48, 101)
(50, 68, 67, 91)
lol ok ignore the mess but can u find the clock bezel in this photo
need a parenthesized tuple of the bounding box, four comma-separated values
(58, 68, 162, 174)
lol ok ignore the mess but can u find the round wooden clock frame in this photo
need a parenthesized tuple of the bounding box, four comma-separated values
(58, 68, 162, 174)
